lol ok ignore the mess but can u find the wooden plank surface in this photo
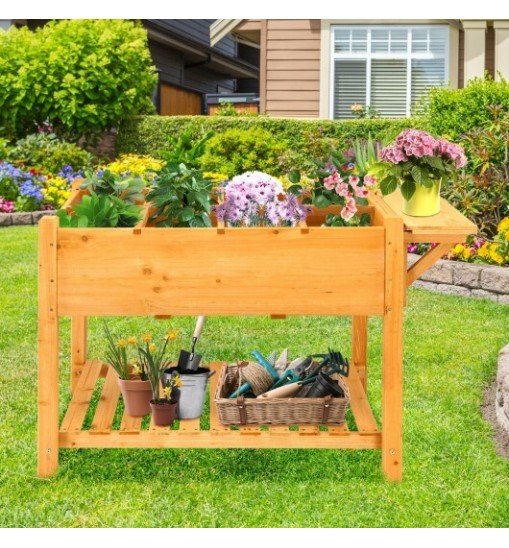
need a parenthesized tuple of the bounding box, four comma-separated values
(383, 191, 477, 239)
(209, 363, 229, 431)
(56, 226, 385, 317)
(406, 242, 451, 287)
(178, 419, 200, 432)
(60, 360, 103, 432)
(59, 430, 382, 450)
(346, 365, 379, 433)
(71, 316, 87, 393)
(381, 214, 405, 482)
(38, 216, 59, 477)
(352, 316, 368, 390)
(119, 411, 142, 434)
(90, 367, 121, 434)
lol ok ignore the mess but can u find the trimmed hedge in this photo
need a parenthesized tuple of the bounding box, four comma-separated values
(117, 115, 426, 169)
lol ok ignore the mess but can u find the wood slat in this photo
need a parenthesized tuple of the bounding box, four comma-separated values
(269, 426, 291, 434)
(56, 226, 386, 317)
(59, 430, 382, 449)
(209, 363, 229, 431)
(406, 242, 451, 287)
(297, 425, 319, 435)
(267, 60, 320, 71)
(267, 19, 320, 31)
(267, 70, 320, 81)
(60, 360, 103, 432)
(267, 49, 321, 60)
(90, 367, 121, 434)
(119, 411, 142, 434)
(346, 365, 379, 433)
(178, 419, 200, 432)
(266, 79, 320, 91)
(383, 192, 477, 240)
(266, 90, 320, 101)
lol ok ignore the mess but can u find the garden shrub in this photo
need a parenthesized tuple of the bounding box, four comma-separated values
(441, 107, 509, 237)
(8, 130, 93, 174)
(424, 75, 509, 140)
(117, 116, 424, 174)
(0, 20, 157, 140)
(199, 128, 288, 177)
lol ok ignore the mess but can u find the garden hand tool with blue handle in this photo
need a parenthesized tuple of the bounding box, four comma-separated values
(269, 355, 312, 389)
(228, 350, 280, 398)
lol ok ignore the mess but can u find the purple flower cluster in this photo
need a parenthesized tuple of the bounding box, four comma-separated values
(58, 165, 84, 183)
(380, 129, 467, 169)
(0, 161, 45, 205)
(215, 171, 308, 227)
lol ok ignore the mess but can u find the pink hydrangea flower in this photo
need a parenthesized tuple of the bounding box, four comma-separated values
(363, 175, 377, 187)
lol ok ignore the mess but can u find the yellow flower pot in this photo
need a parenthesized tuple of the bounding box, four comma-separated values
(402, 180, 441, 217)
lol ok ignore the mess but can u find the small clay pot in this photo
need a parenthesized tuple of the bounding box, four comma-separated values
(150, 400, 177, 427)
(305, 371, 344, 398)
(118, 378, 152, 417)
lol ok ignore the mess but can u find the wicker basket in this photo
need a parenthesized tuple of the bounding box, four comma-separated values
(214, 363, 350, 426)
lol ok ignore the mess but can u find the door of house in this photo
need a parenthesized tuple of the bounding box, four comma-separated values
(160, 83, 203, 115)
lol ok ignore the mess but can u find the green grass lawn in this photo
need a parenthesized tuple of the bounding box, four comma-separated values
(1, 225, 509, 527)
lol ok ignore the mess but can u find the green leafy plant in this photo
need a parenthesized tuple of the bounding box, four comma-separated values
(351, 138, 380, 176)
(79, 170, 145, 204)
(442, 107, 509, 237)
(56, 192, 143, 228)
(137, 331, 180, 402)
(117, 115, 426, 174)
(0, 20, 157, 140)
(423, 74, 509, 140)
(199, 127, 289, 177)
(157, 130, 213, 169)
(146, 163, 215, 227)
(8, 131, 93, 173)
(323, 212, 371, 227)
(103, 323, 137, 381)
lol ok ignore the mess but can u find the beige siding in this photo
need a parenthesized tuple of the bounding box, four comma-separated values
(264, 19, 321, 117)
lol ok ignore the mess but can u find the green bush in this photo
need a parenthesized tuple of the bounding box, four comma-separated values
(117, 115, 425, 174)
(424, 76, 509, 140)
(8, 131, 93, 173)
(200, 128, 288, 177)
(0, 20, 157, 140)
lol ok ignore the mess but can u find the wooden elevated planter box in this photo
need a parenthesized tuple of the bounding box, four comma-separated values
(38, 189, 476, 481)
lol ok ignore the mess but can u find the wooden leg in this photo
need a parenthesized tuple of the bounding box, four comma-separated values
(382, 217, 405, 482)
(352, 316, 368, 390)
(71, 317, 87, 393)
(38, 217, 59, 477)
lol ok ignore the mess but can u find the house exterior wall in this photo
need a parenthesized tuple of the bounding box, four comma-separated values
(262, 19, 321, 117)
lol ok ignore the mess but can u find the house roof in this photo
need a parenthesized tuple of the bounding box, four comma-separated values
(210, 19, 261, 47)
(145, 20, 259, 79)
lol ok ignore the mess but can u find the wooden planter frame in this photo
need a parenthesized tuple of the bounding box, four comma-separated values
(38, 189, 475, 481)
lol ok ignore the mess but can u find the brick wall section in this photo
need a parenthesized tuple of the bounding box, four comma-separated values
(0, 211, 56, 227)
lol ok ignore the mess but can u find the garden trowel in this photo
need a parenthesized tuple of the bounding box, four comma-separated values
(177, 316, 206, 373)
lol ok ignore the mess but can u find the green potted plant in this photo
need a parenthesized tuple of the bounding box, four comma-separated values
(370, 129, 467, 217)
(137, 330, 182, 427)
(103, 325, 152, 417)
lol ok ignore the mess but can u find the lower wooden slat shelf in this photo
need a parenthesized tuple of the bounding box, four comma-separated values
(59, 360, 381, 450)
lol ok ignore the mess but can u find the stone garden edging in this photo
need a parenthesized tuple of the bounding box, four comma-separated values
(0, 210, 56, 227)
(497, 344, 509, 437)
(408, 253, 509, 305)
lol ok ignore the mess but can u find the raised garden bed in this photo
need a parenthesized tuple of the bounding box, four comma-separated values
(38, 188, 475, 481)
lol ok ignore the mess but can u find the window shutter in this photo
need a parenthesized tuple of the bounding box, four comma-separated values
(370, 59, 407, 118)
(411, 59, 446, 107)
(333, 60, 367, 119)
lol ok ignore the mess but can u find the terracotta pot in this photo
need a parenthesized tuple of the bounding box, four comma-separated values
(150, 400, 177, 427)
(118, 378, 152, 417)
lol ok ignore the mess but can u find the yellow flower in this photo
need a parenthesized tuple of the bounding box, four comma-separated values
(166, 330, 178, 341)
(452, 244, 464, 256)
(132, 363, 141, 376)
(477, 243, 489, 258)
(142, 333, 152, 343)
(174, 376, 183, 388)
(149, 343, 156, 353)
(163, 385, 172, 398)
(117, 339, 126, 348)
(127, 336, 137, 346)
(351, 103, 364, 112)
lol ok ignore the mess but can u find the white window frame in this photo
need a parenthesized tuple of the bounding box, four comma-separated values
(329, 25, 450, 119)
